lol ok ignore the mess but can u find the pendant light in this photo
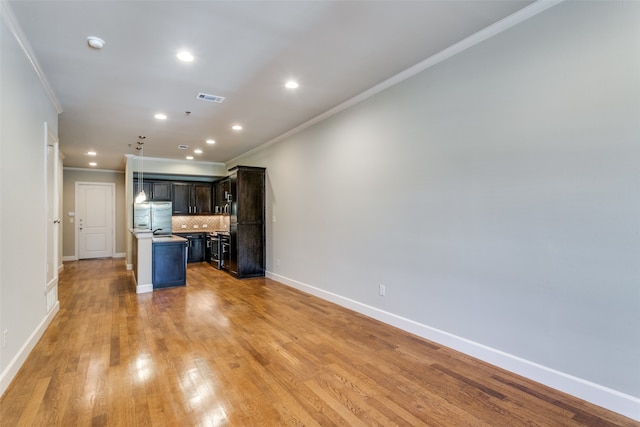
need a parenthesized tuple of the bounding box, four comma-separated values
(135, 136, 147, 203)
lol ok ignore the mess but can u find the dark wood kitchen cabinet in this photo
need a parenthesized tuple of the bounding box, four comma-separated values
(194, 183, 213, 214)
(226, 166, 265, 278)
(133, 179, 150, 201)
(213, 178, 230, 214)
(149, 181, 171, 200)
(172, 182, 212, 215)
(174, 232, 205, 262)
(172, 183, 190, 214)
(188, 235, 205, 262)
(133, 179, 172, 201)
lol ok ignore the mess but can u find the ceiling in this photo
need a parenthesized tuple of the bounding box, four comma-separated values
(7, 1, 533, 171)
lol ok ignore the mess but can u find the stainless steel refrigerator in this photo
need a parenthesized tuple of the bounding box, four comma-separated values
(133, 202, 173, 235)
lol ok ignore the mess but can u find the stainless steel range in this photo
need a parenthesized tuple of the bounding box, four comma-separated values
(208, 231, 229, 270)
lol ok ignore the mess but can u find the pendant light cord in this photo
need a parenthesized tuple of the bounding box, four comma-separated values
(135, 136, 147, 203)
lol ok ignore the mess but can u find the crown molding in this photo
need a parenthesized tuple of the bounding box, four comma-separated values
(127, 154, 225, 168)
(230, 0, 564, 166)
(63, 167, 124, 174)
(1, 0, 63, 114)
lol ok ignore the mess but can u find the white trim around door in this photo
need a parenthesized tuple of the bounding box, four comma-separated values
(74, 182, 116, 259)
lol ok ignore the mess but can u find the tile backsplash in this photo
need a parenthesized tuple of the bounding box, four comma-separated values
(172, 215, 229, 232)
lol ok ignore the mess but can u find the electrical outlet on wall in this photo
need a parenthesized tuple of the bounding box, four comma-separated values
(379, 284, 386, 296)
(3, 330, 7, 349)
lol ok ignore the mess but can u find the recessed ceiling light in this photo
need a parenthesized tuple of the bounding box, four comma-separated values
(206, 139, 215, 145)
(177, 51, 194, 62)
(89, 162, 97, 167)
(87, 36, 105, 49)
(186, 156, 194, 160)
(285, 80, 299, 89)
(155, 113, 167, 120)
(232, 124, 243, 131)
(86, 151, 97, 156)
(194, 149, 203, 154)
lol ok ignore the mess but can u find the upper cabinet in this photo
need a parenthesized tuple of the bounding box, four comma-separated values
(133, 178, 216, 215)
(150, 181, 172, 201)
(133, 179, 172, 201)
(172, 183, 191, 214)
(172, 182, 213, 215)
(193, 183, 213, 214)
(213, 178, 230, 214)
(229, 166, 265, 224)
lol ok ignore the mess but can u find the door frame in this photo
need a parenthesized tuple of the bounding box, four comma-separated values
(74, 182, 116, 259)
(44, 123, 60, 313)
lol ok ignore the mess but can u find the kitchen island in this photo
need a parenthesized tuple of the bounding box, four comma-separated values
(130, 229, 187, 293)
(152, 235, 188, 289)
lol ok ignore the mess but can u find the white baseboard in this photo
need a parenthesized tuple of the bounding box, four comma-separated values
(267, 271, 640, 422)
(63, 254, 125, 262)
(0, 301, 59, 397)
(126, 264, 133, 271)
(136, 284, 153, 294)
(130, 271, 152, 294)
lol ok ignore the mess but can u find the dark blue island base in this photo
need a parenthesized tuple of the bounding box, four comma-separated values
(152, 236, 188, 289)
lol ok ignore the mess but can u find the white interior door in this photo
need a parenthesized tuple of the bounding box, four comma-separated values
(77, 183, 114, 259)
(45, 124, 60, 312)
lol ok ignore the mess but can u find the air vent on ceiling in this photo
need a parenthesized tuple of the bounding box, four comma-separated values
(178, 145, 189, 150)
(197, 93, 225, 103)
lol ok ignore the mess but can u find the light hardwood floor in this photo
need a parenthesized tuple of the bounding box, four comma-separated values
(1, 259, 637, 426)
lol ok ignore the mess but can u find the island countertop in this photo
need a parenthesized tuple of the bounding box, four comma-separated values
(152, 235, 188, 243)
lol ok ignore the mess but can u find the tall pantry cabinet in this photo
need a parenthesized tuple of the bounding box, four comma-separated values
(228, 166, 265, 278)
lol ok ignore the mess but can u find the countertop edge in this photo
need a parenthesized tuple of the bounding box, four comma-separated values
(152, 236, 188, 243)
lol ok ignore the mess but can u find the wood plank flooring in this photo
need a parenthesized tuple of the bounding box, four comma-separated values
(1, 259, 637, 426)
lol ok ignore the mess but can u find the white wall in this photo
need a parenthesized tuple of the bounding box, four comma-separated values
(230, 1, 640, 419)
(0, 7, 60, 394)
(130, 156, 227, 178)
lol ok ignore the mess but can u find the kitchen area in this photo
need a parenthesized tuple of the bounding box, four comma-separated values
(129, 165, 265, 293)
